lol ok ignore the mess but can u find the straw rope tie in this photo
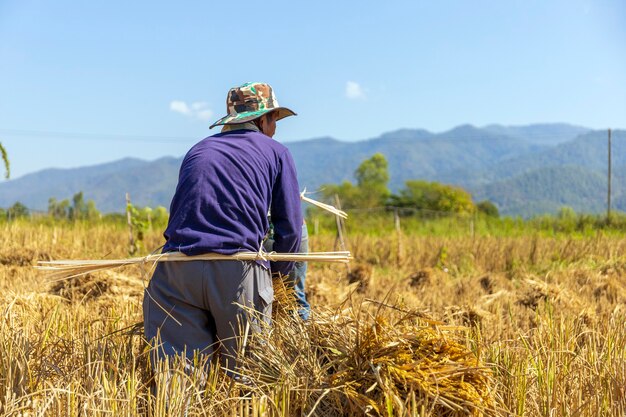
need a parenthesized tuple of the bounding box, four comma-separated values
(255, 246, 268, 262)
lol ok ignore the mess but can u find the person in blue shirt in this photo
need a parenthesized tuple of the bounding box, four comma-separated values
(143, 82, 302, 375)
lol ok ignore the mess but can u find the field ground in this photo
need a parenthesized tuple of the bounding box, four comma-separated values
(0, 222, 625, 416)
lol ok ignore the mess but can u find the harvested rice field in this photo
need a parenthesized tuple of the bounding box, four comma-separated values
(1, 221, 625, 416)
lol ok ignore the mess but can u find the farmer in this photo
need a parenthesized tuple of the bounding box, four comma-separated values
(143, 82, 302, 375)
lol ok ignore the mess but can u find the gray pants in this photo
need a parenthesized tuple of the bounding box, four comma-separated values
(143, 260, 273, 374)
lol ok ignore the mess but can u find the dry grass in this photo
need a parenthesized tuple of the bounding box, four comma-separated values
(0, 221, 625, 416)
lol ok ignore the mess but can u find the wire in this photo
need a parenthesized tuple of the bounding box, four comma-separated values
(0, 128, 198, 143)
(0, 126, 611, 144)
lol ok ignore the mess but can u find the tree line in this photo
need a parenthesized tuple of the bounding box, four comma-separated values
(1, 191, 168, 228)
(318, 153, 499, 217)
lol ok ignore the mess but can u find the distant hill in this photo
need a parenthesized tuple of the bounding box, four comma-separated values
(482, 123, 591, 146)
(0, 157, 181, 213)
(290, 124, 544, 192)
(462, 130, 626, 184)
(0, 123, 622, 216)
(473, 165, 613, 217)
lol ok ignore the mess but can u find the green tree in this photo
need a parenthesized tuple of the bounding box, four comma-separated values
(476, 200, 499, 218)
(152, 206, 169, 228)
(355, 153, 389, 188)
(321, 153, 391, 209)
(86, 200, 100, 220)
(393, 180, 475, 214)
(48, 197, 58, 217)
(69, 191, 87, 220)
(7, 202, 29, 219)
(354, 153, 390, 208)
(321, 181, 360, 209)
(48, 197, 71, 219)
(126, 203, 169, 250)
(555, 206, 577, 233)
(557, 206, 576, 221)
(141, 207, 153, 230)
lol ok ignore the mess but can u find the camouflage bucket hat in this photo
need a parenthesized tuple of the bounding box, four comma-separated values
(209, 82, 296, 129)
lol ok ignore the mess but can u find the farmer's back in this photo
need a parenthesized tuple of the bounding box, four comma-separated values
(164, 129, 301, 273)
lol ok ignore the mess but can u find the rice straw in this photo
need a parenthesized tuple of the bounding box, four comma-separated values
(300, 190, 348, 219)
(36, 250, 352, 280)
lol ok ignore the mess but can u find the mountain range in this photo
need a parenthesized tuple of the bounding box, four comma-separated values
(0, 123, 623, 217)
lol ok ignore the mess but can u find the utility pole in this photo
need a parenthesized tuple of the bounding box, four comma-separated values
(606, 129, 611, 223)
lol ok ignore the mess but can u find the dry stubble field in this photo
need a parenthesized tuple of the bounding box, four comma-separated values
(0, 222, 625, 416)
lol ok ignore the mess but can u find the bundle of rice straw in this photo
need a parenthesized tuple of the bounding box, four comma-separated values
(323, 315, 497, 416)
(36, 250, 352, 280)
(242, 283, 499, 416)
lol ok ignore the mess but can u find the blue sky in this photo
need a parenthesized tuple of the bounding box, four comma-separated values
(1, 0, 625, 179)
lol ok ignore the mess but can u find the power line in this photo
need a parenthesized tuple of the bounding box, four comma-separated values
(0, 128, 198, 143)
(0, 127, 617, 144)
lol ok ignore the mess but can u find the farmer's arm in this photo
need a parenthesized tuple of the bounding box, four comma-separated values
(270, 149, 302, 276)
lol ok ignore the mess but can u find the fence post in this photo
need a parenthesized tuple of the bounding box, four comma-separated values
(126, 193, 136, 255)
(394, 208, 401, 232)
(334, 194, 347, 252)
(333, 194, 351, 273)
(394, 207, 403, 266)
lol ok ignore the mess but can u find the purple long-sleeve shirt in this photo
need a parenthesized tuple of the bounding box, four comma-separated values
(163, 129, 302, 276)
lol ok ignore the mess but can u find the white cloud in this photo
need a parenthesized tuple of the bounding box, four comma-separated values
(196, 109, 214, 121)
(191, 101, 208, 111)
(170, 100, 214, 121)
(170, 100, 190, 115)
(346, 81, 366, 100)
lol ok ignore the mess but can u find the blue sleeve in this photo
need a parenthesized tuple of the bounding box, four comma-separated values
(270, 149, 302, 276)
